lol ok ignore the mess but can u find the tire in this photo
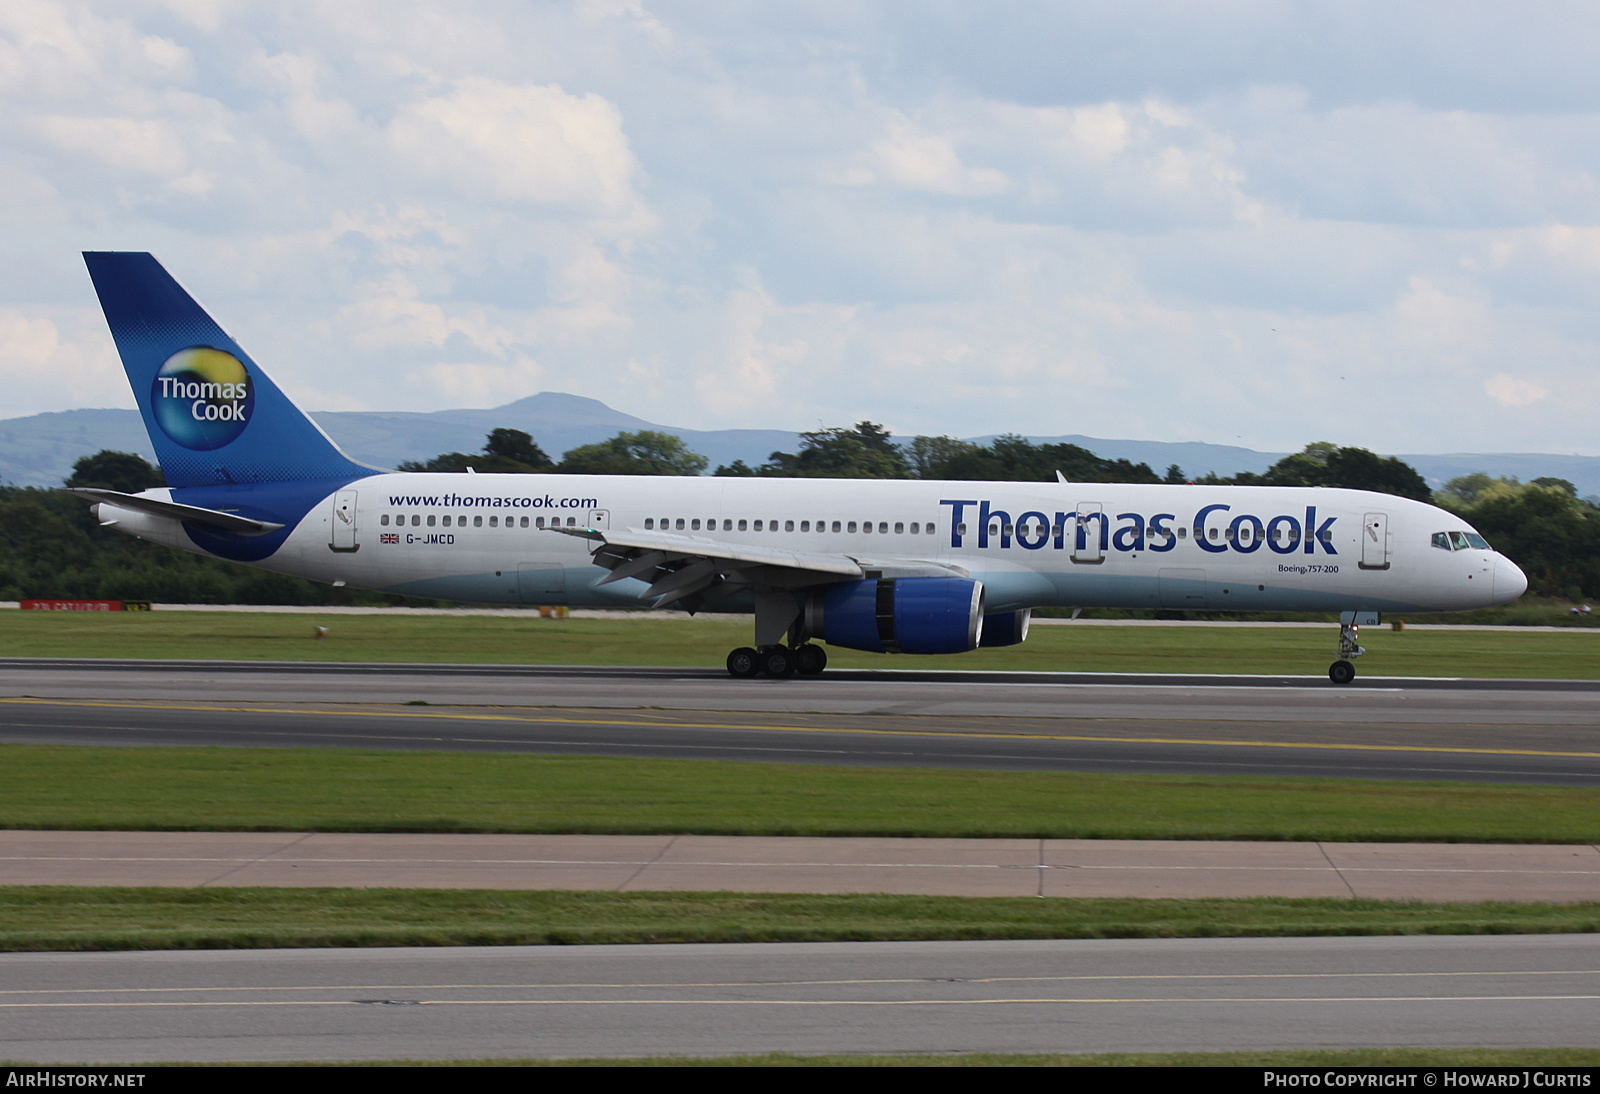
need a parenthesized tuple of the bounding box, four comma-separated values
(795, 644, 827, 676)
(727, 647, 760, 678)
(760, 645, 797, 678)
(1329, 659, 1356, 685)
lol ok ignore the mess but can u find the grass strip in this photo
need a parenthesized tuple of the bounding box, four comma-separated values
(4, 610, 1599, 677)
(5, 745, 1600, 841)
(4, 888, 1598, 953)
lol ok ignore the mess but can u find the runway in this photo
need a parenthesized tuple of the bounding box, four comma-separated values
(5, 936, 1599, 1062)
(5, 660, 1598, 1064)
(3, 659, 1599, 783)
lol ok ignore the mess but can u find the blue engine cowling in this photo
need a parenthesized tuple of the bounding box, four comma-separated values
(805, 577, 985, 654)
(979, 609, 1030, 647)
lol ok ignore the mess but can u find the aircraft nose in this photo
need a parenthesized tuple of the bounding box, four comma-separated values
(1493, 556, 1528, 603)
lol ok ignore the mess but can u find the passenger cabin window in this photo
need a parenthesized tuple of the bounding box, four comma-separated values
(675, 518, 685, 530)
(895, 522, 904, 534)
(753, 520, 762, 531)
(738, 519, 748, 531)
(489, 516, 498, 527)
(801, 521, 810, 532)
(847, 522, 857, 533)
(832, 521, 841, 533)
(785, 520, 795, 531)
(380, 515, 390, 526)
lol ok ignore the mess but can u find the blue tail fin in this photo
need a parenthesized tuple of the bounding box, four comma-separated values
(83, 252, 373, 488)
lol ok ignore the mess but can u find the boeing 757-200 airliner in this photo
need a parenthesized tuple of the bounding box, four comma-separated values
(72, 252, 1528, 682)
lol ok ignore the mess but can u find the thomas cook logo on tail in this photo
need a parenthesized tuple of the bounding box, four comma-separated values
(151, 347, 254, 450)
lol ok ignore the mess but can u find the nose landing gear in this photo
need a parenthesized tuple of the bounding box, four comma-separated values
(1329, 622, 1365, 685)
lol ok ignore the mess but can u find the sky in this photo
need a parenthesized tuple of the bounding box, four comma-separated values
(2, 0, 1598, 455)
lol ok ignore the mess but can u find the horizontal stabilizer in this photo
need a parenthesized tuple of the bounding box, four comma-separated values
(66, 488, 285, 537)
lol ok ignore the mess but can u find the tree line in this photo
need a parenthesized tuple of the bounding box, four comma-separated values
(3, 426, 1596, 602)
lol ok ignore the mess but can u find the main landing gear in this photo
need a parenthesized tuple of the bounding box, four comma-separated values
(1329, 622, 1366, 685)
(726, 644, 827, 679)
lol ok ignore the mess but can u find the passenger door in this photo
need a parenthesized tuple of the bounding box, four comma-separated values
(330, 490, 359, 552)
(1360, 511, 1390, 571)
(1072, 503, 1105, 564)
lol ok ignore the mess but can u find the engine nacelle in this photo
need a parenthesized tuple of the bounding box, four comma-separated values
(805, 576, 985, 654)
(979, 608, 1031, 647)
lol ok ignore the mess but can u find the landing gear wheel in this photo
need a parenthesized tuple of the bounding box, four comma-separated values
(1329, 659, 1356, 685)
(727, 647, 760, 678)
(795, 644, 827, 676)
(760, 645, 797, 678)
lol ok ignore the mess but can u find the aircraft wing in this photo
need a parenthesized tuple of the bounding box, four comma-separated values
(66, 488, 286, 537)
(549, 525, 963, 609)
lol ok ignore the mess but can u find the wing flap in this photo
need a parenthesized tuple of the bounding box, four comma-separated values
(548, 525, 865, 609)
(550, 526, 866, 578)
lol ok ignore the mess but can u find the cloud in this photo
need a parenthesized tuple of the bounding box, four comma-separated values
(857, 119, 1010, 196)
(1, 2, 1599, 458)
(386, 77, 650, 224)
(1484, 373, 1550, 407)
(0, 307, 126, 416)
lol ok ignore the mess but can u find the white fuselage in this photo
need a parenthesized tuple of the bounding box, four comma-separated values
(100, 474, 1527, 616)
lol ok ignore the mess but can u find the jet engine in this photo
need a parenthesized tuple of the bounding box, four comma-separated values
(804, 576, 985, 654)
(978, 608, 1031, 647)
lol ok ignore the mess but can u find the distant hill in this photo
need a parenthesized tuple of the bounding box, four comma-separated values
(4, 392, 1598, 497)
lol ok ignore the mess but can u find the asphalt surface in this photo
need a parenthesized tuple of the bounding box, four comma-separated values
(2, 659, 1599, 783)
(5, 936, 1599, 1063)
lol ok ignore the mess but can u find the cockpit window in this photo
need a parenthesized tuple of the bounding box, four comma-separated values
(1434, 530, 1493, 551)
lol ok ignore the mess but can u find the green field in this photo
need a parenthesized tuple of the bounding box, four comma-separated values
(3, 609, 1600, 677)
(4, 887, 1597, 953)
(6, 744, 1598, 841)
